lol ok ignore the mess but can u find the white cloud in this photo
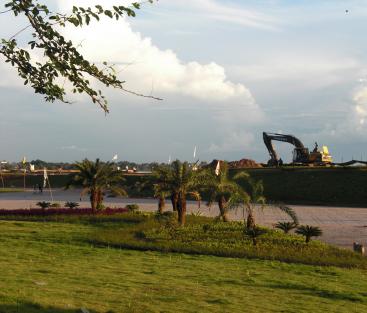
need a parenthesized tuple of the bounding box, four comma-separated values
(231, 54, 359, 89)
(61, 0, 280, 30)
(58, 145, 87, 152)
(163, 0, 280, 31)
(353, 87, 367, 126)
(208, 131, 255, 154)
(59, 18, 254, 103)
(312, 86, 367, 145)
(55, 0, 262, 118)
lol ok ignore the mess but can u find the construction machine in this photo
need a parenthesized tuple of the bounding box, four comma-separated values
(263, 132, 333, 166)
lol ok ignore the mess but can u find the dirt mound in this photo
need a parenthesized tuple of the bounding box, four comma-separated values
(228, 159, 262, 169)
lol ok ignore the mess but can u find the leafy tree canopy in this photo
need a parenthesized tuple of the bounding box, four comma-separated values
(0, 0, 160, 113)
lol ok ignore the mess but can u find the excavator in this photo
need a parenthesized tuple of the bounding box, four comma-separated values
(263, 132, 333, 166)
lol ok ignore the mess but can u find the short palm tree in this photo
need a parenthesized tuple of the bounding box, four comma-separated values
(65, 201, 79, 209)
(245, 226, 266, 246)
(66, 158, 127, 211)
(230, 174, 298, 230)
(152, 165, 172, 214)
(275, 221, 297, 234)
(229, 175, 265, 229)
(296, 225, 323, 243)
(205, 162, 243, 222)
(36, 201, 51, 209)
(161, 160, 204, 226)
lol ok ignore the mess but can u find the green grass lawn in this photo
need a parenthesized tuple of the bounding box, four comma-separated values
(0, 218, 366, 312)
(3, 213, 365, 268)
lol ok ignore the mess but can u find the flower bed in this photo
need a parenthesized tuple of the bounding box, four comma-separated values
(0, 207, 128, 216)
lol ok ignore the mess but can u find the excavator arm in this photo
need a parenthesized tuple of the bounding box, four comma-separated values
(263, 132, 308, 166)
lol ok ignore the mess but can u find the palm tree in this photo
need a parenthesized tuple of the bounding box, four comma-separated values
(275, 221, 297, 234)
(296, 225, 323, 243)
(154, 187, 170, 214)
(245, 226, 266, 246)
(230, 174, 298, 230)
(65, 201, 79, 209)
(66, 158, 127, 211)
(205, 162, 244, 222)
(230, 175, 265, 229)
(36, 201, 51, 209)
(162, 160, 204, 226)
(152, 165, 172, 214)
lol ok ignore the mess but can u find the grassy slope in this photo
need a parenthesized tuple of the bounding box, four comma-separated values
(91, 215, 367, 269)
(0, 220, 366, 313)
(238, 167, 367, 206)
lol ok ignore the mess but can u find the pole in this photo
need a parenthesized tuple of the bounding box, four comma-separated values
(23, 169, 26, 191)
(47, 174, 54, 202)
(0, 164, 4, 189)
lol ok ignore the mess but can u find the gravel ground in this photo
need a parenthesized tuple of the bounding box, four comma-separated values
(1, 189, 366, 250)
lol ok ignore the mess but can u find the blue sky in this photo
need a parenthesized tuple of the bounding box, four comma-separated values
(1, 0, 367, 163)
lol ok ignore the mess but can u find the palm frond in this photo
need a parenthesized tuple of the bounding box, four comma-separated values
(233, 171, 250, 182)
(279, 205, 299, 225)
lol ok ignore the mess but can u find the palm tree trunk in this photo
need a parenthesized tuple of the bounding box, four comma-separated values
(246, 209, 255, 229)
(178, 192, 186, 226)
(158, 196, 165, 214)
(96, 190, 104, 210)
(306, 236, 311, 244)
(171, 192, 178, 211)
(90, 190, 98, 212)
(218, 196, 229, 222)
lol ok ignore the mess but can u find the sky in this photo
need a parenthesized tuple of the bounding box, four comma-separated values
(1, 0, 367, 163)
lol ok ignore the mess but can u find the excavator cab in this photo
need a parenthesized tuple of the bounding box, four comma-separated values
(292, 147, 310, 164)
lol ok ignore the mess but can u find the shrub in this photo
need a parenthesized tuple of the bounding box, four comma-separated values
(296, 225, 323, 243)
(126, 204, 139, 213)
(36, 201, 51, 209)
(65, 202, 80, 209)
(275, 221, 297, 234)
(155, 211, 177, 221)
(244, 226, 267, 246)
(50, 203, 61, 208)
(0, 207, 128, 217)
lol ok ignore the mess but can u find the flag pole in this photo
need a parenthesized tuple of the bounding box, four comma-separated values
(44, 167, 53, 202)
(22, 156, 26, 191)
(23, 169, 26, 191)
(0, 164, 4, 189)
(48, 176, 54, 202)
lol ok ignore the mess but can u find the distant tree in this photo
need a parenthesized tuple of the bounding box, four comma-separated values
(296, 225, 323, 243)
(1, 1, 159, 112)
(66, 158, 127, 211)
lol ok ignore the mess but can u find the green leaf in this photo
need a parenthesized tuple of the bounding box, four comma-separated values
(104, 10, 113, 18)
